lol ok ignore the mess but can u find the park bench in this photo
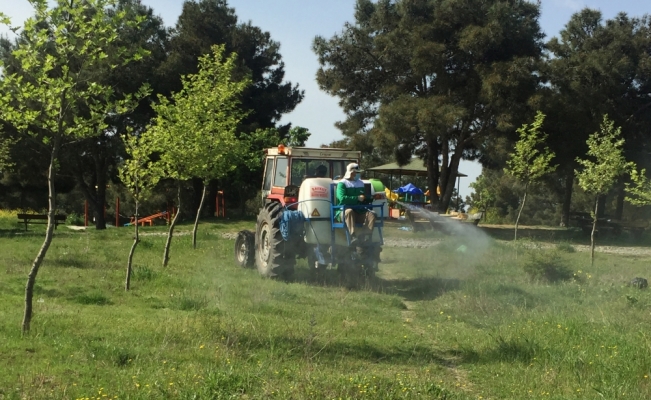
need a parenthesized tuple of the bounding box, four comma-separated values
(569, 212, 648, 238)
(17, 213, 67, 231)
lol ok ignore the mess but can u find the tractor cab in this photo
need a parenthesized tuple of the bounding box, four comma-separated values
(261, 145, 361, 208)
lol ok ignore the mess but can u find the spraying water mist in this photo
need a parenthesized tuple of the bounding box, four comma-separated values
(395, 201, 492, 264)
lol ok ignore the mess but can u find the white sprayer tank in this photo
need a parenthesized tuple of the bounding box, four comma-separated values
(298, 178, 385, 246)
(298, 178, 335, 245)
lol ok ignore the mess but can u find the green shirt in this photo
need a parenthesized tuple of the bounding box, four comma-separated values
(335, 179, 371, 220)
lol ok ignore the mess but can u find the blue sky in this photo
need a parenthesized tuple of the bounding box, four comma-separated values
(1, 0, 649, 198)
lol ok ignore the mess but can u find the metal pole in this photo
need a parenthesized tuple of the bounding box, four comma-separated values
(115, 197, 120, 227)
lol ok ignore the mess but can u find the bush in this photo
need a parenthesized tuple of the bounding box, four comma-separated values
(523, 251, 573, 283)
(66, 212, 84, 226)
(555, 242, 576, 253)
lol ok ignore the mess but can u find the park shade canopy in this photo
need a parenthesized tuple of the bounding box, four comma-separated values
(367, 159, 468, 178)
(396, 183, 424, 195)
(367, 158, 467, 190)
(367, 158, 467, 210)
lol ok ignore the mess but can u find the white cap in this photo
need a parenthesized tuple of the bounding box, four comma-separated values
(343, 163, 362, 179)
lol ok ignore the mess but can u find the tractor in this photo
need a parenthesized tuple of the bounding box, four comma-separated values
(234, 145, 387, 279)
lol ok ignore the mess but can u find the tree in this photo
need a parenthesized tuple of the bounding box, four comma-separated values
(284, 126, 311, 147)
(576, 115, 633, 266)
(118, 131, 161, 290)
(67, 0, 169, 230)
(505, 111, 557, 241)
(0, 0, 150, 333)
(626, 169, 651, 206)
(148, 45, 249, 262)
(314, 0, 544, 213)
(161, 0, 304, 211)
(545, 10, 651, 224)
(0, 136, 15, 173)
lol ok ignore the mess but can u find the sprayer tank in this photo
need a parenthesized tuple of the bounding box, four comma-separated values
(298, 178, 385, 246)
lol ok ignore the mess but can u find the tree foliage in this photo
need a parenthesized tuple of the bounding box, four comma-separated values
(161, 0, 303, 210)
(576, 115, 633, 265)
(118, 131, 162, 290)
(0, 0, 150, 333)
(505, 111, 557, 240)
(314, 0, 544, 212)
(544, 10, 651, 223)
(626, 169, 651, 206)
(67, 0, 170, 230)
(148, 44, 250, 258)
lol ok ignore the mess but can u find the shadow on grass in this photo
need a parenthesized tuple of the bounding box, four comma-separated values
(293, 267, 462, 302)
(377, 276, 462, 301)
(220, 329, 463, 368)
(487, 284, 539, 309)
(44, 257, 91, 269)
(0, 229, 43, 239)
(456, 336, 540, 365)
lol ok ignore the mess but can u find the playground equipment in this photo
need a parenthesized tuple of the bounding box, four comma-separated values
(234, 145, 387, 280)
(124, 211, 169, 227)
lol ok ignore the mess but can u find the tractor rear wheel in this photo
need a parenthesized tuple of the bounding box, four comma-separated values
(256, 202, 295, 278)
(234, 230, 255, 268)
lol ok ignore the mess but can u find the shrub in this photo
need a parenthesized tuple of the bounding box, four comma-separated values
(66, 212, 84, 226)
(555, 242, 576, 253)
(132, 266, 157, 281)
(171, 294, 208, 311)
(522, 251, 573, 283)
(74, 292, 112, 305)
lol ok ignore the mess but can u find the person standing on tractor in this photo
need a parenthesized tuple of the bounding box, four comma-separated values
(336, 163, 376, 246)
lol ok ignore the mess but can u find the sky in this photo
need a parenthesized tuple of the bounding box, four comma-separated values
(1, 0, 649, 199)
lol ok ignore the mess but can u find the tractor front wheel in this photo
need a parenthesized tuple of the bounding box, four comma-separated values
(234, 230, 255, 268)
(256, 202, 295, 279)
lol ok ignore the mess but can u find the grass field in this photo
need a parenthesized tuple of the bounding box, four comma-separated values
(2, 213, 651, 399)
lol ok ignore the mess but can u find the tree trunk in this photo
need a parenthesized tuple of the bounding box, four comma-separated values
(590, 198, 598, 267)
(126, 199, 139, 291)
(560, 170, 573, 227)
(163, 183, 181, 267)
(92, 176, 107, 230)
(425, 138, 440, 206)
(514, 183, 529, 241)
(239, 186, 247, 216)
(192, 184, 208, 249)
(614, 180, 625, 220)
(207, 180, 217, 216)
(22, 136, 61, 334)
(597, 195, 607, 219)
(439, 141, 464, 213)
(74, 149, 108, 230)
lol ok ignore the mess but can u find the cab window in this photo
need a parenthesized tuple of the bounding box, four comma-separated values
(290, 159, 332, 186)
(262, 158, 274, 190)
(274, 157, 288, 187)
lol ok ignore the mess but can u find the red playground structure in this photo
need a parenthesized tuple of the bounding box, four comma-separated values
(124, 211, 170, 227)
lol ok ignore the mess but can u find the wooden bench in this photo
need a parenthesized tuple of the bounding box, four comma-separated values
(17, 213, 67, 231)
(570, 212, 648, 238)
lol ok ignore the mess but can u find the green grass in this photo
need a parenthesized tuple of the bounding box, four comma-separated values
(1, 218, 651, 399)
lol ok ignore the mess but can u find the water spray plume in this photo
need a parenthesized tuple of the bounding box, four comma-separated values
(394, 201, 492, 262)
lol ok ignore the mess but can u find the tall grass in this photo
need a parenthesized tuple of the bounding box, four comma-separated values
(1, 216, 651, 399)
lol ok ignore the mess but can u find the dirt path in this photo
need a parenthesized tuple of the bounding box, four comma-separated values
(514, 241, 651, 257)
